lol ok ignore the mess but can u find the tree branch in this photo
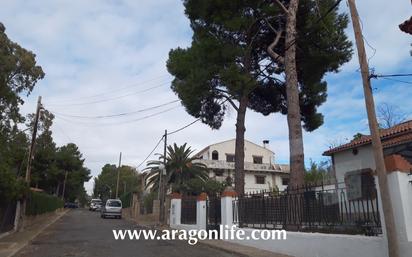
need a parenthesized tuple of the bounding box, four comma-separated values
(274, 0, 289, 14)
(267, 30, 285, 64)
(221, 95, 239, 111)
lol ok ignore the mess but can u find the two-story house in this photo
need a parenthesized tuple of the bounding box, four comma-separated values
(194, 139, 290, 193)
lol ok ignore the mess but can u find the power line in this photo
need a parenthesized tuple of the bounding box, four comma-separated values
(50, 100, 180, 119)
(46, 81, 171, 107)
(53, 105, 181, 126)
(167, 118, 201, 136)
(46, 74, 170, 103)
(380, 77, 412, 85)
(374, 73, 412, 78)
(137, 136, 164, 168)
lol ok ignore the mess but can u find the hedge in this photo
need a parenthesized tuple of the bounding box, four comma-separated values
(120, 192, 132, 208)
(26, 191, 64, 216)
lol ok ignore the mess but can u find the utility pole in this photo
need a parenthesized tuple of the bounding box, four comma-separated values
(115, 152, 122, 199)
(348, 1, 399, 256)
(159, 130, 167, 224)
(61, 170, 68, 200)
(20, 96, 42, 231)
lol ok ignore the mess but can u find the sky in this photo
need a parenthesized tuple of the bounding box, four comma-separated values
(1, 0, 411, 194)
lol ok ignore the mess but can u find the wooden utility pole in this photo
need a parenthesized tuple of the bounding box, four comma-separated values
(159, 130, 167, 224)
(348, 1, 399, 256)
(61, 170, 68, 200)
(19, 96, 42, 231)
(115, 152, 122, 199)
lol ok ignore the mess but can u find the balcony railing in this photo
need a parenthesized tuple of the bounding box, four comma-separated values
(194, 159, 287, 172)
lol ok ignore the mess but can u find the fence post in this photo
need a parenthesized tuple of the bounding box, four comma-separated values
(221, 186, 237, 228)
(170, 192, 182, 228)
(197, 192, 207, 230)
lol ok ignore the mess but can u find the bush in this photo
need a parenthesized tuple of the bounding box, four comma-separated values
(26, 191, 63, 216)
(120, 192, 132, 208)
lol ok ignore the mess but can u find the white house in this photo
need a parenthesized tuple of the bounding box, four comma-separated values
(323, 120, 412, 183)
(194, 139, 290, 193)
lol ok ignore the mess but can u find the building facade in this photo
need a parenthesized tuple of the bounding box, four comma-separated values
(194, 139, 290, 193)
(323, 120, 412, 183)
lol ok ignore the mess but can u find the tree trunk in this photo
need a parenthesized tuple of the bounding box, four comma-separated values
(234, 96, 248, 195)
(285, 0, 305, 188)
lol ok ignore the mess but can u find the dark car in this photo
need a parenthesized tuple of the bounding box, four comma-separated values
(64, 202, 79, 208)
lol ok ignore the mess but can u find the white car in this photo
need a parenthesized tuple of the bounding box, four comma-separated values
(101, 199, 122, 219)
(89, 198, 102, 211)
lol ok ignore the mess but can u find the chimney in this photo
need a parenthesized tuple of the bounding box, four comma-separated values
(263, 140, 269, 148)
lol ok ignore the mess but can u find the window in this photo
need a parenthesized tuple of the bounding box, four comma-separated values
(212, 150, 219, 160)
(214, 170, 224, 177)
(253, 156, 263, 164)
(226, 154, 235, 162)
(255, 175, 266, 184)
(282, 178, 289, 186)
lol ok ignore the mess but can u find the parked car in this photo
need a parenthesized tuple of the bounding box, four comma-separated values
(89, 198, 102, 211)
(95, 203, 102, 212)
(64, 202, 78, 208)
(101, 199, 122, 219)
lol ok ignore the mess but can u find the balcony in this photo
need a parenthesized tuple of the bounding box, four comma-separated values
(195, 159, 287, 173)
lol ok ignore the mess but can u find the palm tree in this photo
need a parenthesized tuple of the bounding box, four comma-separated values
(144, 143, 209, 193)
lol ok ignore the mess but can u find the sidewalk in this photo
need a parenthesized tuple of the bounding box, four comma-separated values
(200, 239, 293, 257)
(0, 209, 68, 257)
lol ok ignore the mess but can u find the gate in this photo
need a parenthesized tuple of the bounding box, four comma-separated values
(206, 194, 221, 233)
(0, 201, 17, 233)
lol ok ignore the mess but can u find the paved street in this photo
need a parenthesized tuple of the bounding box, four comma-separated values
(15, 209, 238, 257)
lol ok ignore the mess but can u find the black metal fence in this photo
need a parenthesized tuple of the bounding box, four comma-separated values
(0, 201, 17, 233)
(234, 183, 381, 236)
(207, 194, 221, 229)
(181, 195, 197, 224)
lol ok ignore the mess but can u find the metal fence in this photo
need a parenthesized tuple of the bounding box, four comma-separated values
(181, 195, 197, 224)
(234, 183, 382, 236)
(207, 194, 221, 229)
(0, 201, 17, 233)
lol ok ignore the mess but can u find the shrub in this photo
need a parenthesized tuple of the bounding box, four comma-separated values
(26, 191, 63, 216)
(120, 192, 132, 208)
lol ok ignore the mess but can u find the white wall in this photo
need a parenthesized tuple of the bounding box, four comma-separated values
(200, 139, 274, 164)
(387, 172, 412, 242)
(333, 145, 375, 182)
(225, 230, 387, 257)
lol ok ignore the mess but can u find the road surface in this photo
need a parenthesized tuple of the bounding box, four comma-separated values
(15, 209, 238, 257)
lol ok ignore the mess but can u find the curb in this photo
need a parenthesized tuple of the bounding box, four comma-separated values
(6, 210, 69, 257)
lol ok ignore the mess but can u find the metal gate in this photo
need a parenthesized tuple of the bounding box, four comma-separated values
(206, 194, 221, 233)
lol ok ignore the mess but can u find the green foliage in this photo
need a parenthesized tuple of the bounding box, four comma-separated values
(145, 143, 209, 192)
(26, 191, 63, 216)
(0, 23, 44, 130)
(120, 191, 133, 208)
(176, 178, 226, 195)
(143, 191, 156, 213)
(93, 165, 140, 200)
(0, 23, 89, 204)
(304, 160, 333, 184)
(248, 0, 353, 131)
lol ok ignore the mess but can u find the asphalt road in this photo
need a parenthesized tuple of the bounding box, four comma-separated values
(15, 209, 239, 257)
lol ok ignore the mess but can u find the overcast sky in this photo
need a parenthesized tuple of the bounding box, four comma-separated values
(1, 0, 411, 194)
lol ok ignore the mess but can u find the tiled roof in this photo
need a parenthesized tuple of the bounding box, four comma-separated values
(323, 120, 412, 156)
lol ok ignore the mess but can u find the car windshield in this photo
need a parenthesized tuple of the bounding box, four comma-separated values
(108, 201, 121, 207)
(91, 200, 101, 204)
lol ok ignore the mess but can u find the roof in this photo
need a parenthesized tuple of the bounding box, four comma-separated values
(195, 138, 275, 156)
(323, 120, 412, 156)
(399, 16, 412, 35)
